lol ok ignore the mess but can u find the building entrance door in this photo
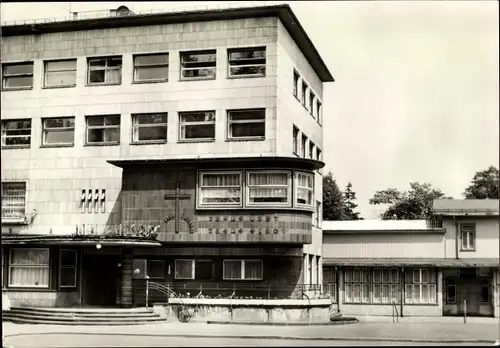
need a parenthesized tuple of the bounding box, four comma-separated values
(82, 254, 121, 307)
(457, 279, 481, 316)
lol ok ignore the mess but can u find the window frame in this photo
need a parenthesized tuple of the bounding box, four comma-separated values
(295, 171, 314, 208)
(309, 141, 315, 159)
(87, 56, 122, 85)
(1, 181, 27, 222)
(2, 61, 34, 89)
(41, 117, 75, 146)
(180, 50, 217, 81)
(133, 53, 169, 83)
(1, 119, 32, 148)
(59, 249, 78, 289)
(309, 91, 315, 116)
(293, 126, 299, 156)
(404, 268, 437, 305)
(223, 259, 263, 280)
(198, 171, 243, 208)
(317, 100, 322, 125)
(227, 108, 266, 140)
(322, 268, 337, 303)
(245, 170, 292, 207)
(174, 259, 213, 280)
(147, 260, 166, 280)
(227, 46, 266, 78)
(44, 59, 77, 88)
(300, 134, 308, 158)
(9, 248, 50, 288)
(460, 224, 476, 251)
(131, 113, 168, 144)
(344, 268, 371, 304)
(178, 110, 216, 142)
(371, 268, 400, 304)
(85, 115, 121, 145)
(446, 279, 456, 304)
(301, 81, 308, 107)
(293, 70, 299, 98)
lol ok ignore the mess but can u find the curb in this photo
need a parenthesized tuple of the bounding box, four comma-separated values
(3, 331, 497, 344)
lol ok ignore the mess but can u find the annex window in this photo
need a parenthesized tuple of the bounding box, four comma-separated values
(199, 172, 242, 207)
(2, 62, 34, 89)
(344, 268, 371, 303)
(42, 117, 75, 146)
(372, 268, 400, 304)
(44, 59, 77, 87)
(1, 119, 31, 147)
(180, 50, 216, 80)
(227, 109, 265, 139)
(174, 259, 213, 280)
(9, 248, 49, 288)
(223, 260, 263, 280)
(87, 56, 122, 84)
(293, 70, 299, 98)
(86, 115, 120, 145)
(460, 224, 475, 251)
(227, 47, 266, 77)
(1, 182, 27, 221)
(309, 91, 315, 116)
(404, 268, 437, 304)
(59, 249, 77, 288)
(323, 268, 337, 302)
(300, 134, 308, 158)
(446, 279, 456, 304)
(246, 171, 291, 206)
(132, 113, 168, 143)
(293, 126, 299, 155)
(179, 111, 215, 141)
(296, 172, 314, 207)
(301, 81, 308, 106)
(317, 101, 322, 125)
(133, 53, 169, 82)
(309, 141, 315, 159)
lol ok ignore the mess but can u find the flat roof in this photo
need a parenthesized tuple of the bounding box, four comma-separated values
(433, 199, 499, 216)
(322, 219, 441, 232)
(323, 258, 500, 268)
(0, 4, 334, 82)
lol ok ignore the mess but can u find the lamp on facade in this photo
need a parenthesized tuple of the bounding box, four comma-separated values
(96, 243, 102, 250)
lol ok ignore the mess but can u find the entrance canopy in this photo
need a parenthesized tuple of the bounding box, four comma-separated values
(1, 234, 161, 247)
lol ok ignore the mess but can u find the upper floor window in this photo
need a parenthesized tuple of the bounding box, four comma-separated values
(42, 117, 75, 146)
(317, 101, 322, 125)
(316, 148, 322, 162)
(180, 50, 216, 80)
(2, 62, 33, 89)
(1, 119, 31, 147)
(179, 111, 215, 142)
(86, 115, 120, 145)
(293, 126, 299, 155)
(309, 141, 315, 159)
(223, 259, 263, 280)
(44, 59, 77, 87)
(293, 70, 299, 98)
(227, 109, 265, 140)
(309, 91, 315, 116)
(87, 56, 122, 85)
(300, 134, 308, 158)
(301, 81, 308, 106)
(296, 172, 314, 207)
(132, 113, 168, 143)
(227, 47, 266, 77)
(1, 181, 26, 221)
(133, 53, 169, 83)
(246, 171, 291, 207)
(199, 172, 242, 207)
(460, 224, 475, 251)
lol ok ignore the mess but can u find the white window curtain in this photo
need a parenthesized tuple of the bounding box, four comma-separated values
(200, 173, 241, 205)
(404, 268, 437, 304)
(244, 260, 262, 280)
(248, 172, 289, 204)
(372, 268, 400, 304)
(223, 260, 242, 280)
(9, 249, 50, 287)
(344, 268, 370, 303)
(296, 172, 314, 206)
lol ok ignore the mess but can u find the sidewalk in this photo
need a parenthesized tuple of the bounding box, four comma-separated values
(3, 319, 500, 343)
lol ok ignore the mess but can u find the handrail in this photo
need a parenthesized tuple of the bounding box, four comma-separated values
(391, 301, 399, 323)
(144, 280, 193, 322)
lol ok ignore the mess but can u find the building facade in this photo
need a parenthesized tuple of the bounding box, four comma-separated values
(322, 199, 500, 318)
(1, 5, 333, 308)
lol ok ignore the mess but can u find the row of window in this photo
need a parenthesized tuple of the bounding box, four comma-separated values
(1, 109, 267, 147)
(2, 47, 267, 90)
(292, 125, 322, 161)
(293, 69, 322, 124)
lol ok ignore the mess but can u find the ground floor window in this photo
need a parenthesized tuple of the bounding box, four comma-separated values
(404, 268, 437, 304)
(175, 259, 213, 280)
(323, 267, 337, 302)
(344, 268, 401, 304)
(344, 268, 371, 303)
(481, 279, 490, 304)
(445, 279, 457, 304)
(9, 248, 50, 288)
(59, 249, 77, 288)
(223, 259, 263, 280)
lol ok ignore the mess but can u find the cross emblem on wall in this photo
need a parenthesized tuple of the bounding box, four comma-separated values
(164, 181, 191, 233)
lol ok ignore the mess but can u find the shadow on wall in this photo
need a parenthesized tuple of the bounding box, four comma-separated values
(105, 190, 123, 227)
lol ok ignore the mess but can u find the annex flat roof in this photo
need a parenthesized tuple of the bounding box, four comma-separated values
(323, 258, 500, 268)
(433, 199, 499, 216)
(0, 4, 334, 82)
(322, 219, 440, 232)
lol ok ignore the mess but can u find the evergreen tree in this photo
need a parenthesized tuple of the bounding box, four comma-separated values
(323, 172, 346, 220)
(343, 182, 362, 220)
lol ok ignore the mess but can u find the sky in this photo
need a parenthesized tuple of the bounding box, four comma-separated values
(1, 1, 498, 219)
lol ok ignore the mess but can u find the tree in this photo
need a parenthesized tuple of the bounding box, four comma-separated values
(323, 172, 346, 220)
(343, 182, 362, 220)
(369, 182, 450, 220)
(463, 166, 499, 199)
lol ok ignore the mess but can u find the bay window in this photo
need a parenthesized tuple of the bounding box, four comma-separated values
(223, 259, 263, 280)
(246, 171, 291, 206)
(199, 172, 242, 207)
(404, 268, 437, 304)
(9, 248, 50, 288)
(296, 172, 314, 207)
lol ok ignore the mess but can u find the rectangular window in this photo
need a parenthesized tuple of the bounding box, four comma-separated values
(87, 56, 122, 84)
(175, 259, 194, 279)
(317, 148, 322, 162)
(372, 268, 400, 304)
(59, 249, 77, 288)
(228, 47, 266, 77)
(246, 171, 291, 206)
(317, 101, 322, 125)
(179, 111, 215, 141)
(301, 81, 308, 106)
(296, 172, 314, 207)
(322, 268, 337, 302)
(309, 91, 315, 115)
(460, 224, 475, 251)
(227, 109, 265, 139)
(148, 260, 165, 279)
(132, 113, 168, 143)
(309, 141, 315, 159)
(1, 119, 31, 147)
(293, 70, 299, 98)
(223, 260, 263, 280)
(180, 50, 216, 80)
(44, 59, 77, 87)
(404, 268, 437, 304)
(344, 268, 371, 303)
(481, 279, 490, 303)
(199, 171, 242, 206)
(132, 259, 147, 279)
(9, 248, 49, 288)
(315, 201, 321, 227)
(300, 134, 308, 158)
(133, 53, 169, 82)
(174, 259, 213, 280)
(42, 117, 75, 146)
(293, 126, 299, 155)
(86, 115, 120, 145)
(1, 182, 27, 221)
(446, 279, 456, 304)
(2, 62, 34, 89)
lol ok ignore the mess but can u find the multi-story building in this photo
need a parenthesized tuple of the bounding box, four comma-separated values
(322, 199, 499, 318)
(1, 4, 333, 308)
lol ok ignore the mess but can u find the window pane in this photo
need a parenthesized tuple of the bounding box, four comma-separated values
(345, 269, 352, 282)
(447, 285, 456, 303)
(10, 267, 49, 287)
(60, 267, 76, 287)
(46, 60, 76, 71)
(181, 68, 215, 79)
(45, 71, 76, 86)
(87, 129, 104, 143)
(89, 59, 106, 67)
(195, 260, 213, 280)
(104, 128, 120, 142)
(4, 64, 33, 75)
(180, 112, 215, 123)
(61, 250, 77, 266)
(104, 116, 120, 126)
(106, 69, 121, 83)
(229, 49, 265, 60)
(345, 283, 352, 302)
(44, 118, 74, 129)
(244, 260, 262, 280)
(175, 260, 193, 279)
(202, 173, 240, 187)
(362, 284, 370, 302)
(201, 188, 241, 204)
(249, 172, 288, 186)
(182, 124, 215, 140)
(132, 259, 147, 279)
(182, 51, 216, 64)
(89, 70, 105, 83)
(2, 182, 26, 219)
(135, 54, 168, 66)
(230, 66, 265, 76)
(4, 76, 33, 88)
(229, 110, 265, 121)
(134, 114, 167, 125)
(382, 269, 390, 283)
(87, 117, 105, 127)
(137, 126, 167, 141)
(230, 122, 265, 138)
(135, 66, 168, 81)
(107, 57, 122, 67)
(373, 284, 381, 303)
(148, 260, 165, 279)
(44, 130, 74, 144)
(224, 260, 242, 279)
(11, 249, 49, 265)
